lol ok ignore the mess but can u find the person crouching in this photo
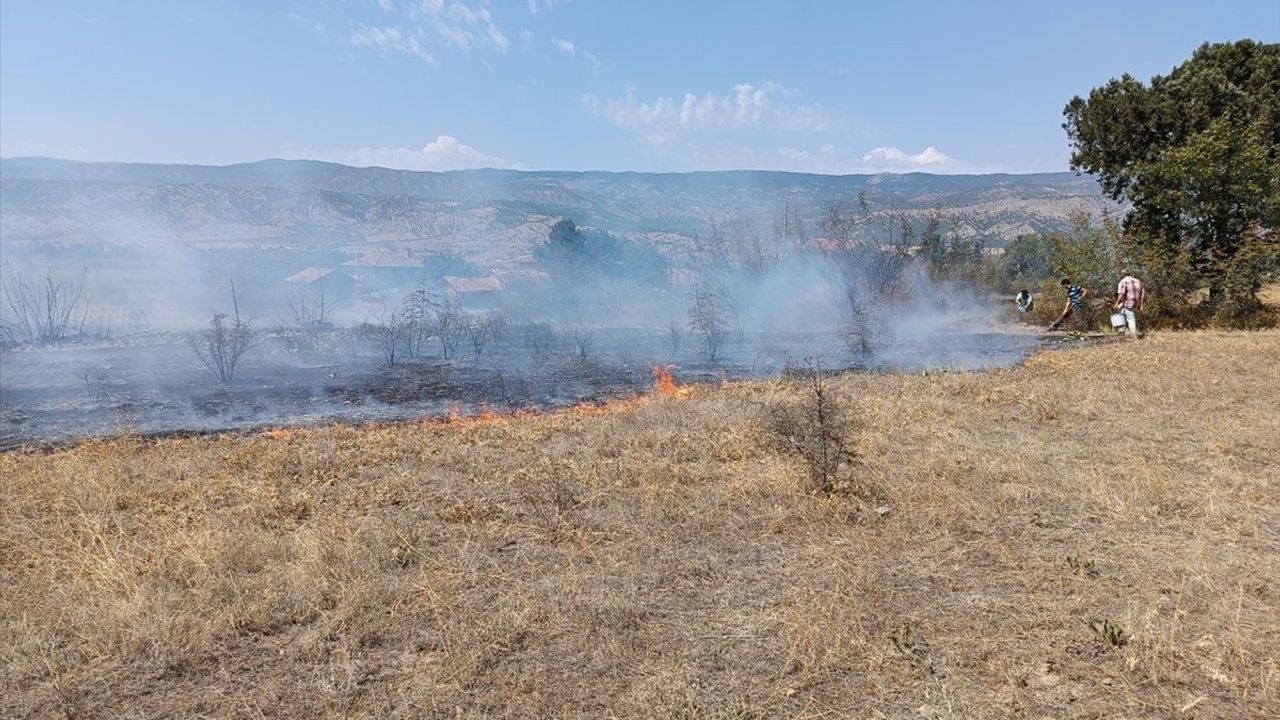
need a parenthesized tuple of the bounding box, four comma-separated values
(1047, 278, 1088, 332)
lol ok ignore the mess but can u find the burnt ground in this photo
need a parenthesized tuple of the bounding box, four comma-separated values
(0, 326, 1042, 449)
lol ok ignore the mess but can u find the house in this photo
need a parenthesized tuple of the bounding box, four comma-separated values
(283, 266, 356, 303)
(493, 268, 549, 294)
(340, 251, 425, 289)
(441, 271, 505, 310)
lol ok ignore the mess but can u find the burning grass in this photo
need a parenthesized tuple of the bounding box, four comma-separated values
(2, 331, 1278, 718)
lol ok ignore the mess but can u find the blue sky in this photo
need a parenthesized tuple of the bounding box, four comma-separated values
(2, 1, 1276, 174)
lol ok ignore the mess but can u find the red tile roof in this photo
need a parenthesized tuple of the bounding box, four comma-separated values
(341, 251, 424, 268)
(285, 267, 335, 283)
(443, 274, 504, 293)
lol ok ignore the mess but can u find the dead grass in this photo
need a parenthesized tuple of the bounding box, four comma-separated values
(2, 330, 1278, 719)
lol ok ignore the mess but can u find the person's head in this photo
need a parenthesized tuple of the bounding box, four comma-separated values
(1020, 288, 1030, 296)
(1120, 268, 1131, 278)
(1059, 278, 1071, 287)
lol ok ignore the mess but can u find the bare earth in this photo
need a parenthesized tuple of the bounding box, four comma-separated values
(2, 330, 1278, 719)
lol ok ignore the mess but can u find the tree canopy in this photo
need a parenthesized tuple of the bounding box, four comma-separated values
(534, 218, 667, 286)
(1062, 40, 1279, 308)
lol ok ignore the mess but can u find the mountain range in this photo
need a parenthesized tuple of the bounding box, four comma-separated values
(0, 157, 1113, 268)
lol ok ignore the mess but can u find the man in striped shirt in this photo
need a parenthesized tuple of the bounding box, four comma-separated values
(1047, 277, 1089, 331)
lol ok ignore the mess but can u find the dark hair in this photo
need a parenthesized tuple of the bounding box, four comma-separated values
(1059, 278, 1071, 286)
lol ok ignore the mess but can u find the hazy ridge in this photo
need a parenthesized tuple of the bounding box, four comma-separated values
(1, 157, 1111, 267)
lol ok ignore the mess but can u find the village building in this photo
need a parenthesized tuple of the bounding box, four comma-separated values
(441, 271, 505, 311)
(282, 266, 357, 303)
(340, 251, 424, 290)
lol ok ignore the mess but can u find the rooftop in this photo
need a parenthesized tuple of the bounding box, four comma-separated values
(340, 252, 424, 269)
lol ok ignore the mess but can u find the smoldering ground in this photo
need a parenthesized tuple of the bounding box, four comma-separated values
(1, 186, 1041, 448)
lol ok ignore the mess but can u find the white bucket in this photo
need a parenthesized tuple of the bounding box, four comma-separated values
(1109, 312, 1127, 329)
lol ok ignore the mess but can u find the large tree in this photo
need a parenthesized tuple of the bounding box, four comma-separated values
(1063, 40, 1279, 307)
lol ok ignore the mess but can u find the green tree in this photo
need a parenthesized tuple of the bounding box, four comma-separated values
(1063, 40, 1280, 312)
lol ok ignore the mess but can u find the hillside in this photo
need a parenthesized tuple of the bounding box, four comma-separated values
(3, 330, 1277, 718)
(1, 158, 1113, 267)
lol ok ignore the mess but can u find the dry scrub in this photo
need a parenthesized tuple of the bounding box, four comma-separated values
(2, 331, 1278, 718)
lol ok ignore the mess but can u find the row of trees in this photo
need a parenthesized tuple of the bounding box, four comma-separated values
(1060, 39, 1279, 325)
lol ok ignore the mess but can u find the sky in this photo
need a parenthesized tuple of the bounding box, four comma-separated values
(1, 0, 1276, 175)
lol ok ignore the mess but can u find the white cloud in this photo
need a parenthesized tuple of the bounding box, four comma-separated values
(349, 25, 436, 64)
(583, 82, 830, 144)
(1, 142, 90, 160)
(320, 135, 523, 171)
(551, 36, 574, 54)
(550, 36, 598, 69)
(527, 0, 565, 14)
(412, 0, 508, 51)
(861, 145, 953, 167)
(612, 141, 978, 175)
(377, 0, 396, 11)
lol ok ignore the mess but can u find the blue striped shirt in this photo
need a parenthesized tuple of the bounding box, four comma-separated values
(1066, 285, 1085, 308)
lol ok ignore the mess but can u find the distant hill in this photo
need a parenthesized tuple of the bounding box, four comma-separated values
(0, 157, 1112, 267)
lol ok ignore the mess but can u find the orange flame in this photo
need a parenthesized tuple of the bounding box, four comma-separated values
(258, 367, 696, 440)
(651, 364, 692, 399)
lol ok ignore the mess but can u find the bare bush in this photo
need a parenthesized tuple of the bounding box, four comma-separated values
(278, 286, 336, 354)
(768, 357, 856, 494)
(493, 369, 534, 410)
(520, 321, 557, 362)
(190, 284, 255, 383)
(840, 289, 878, 357)
(358, 308, 414, 367)
(432, 299, 464, 359)
(566, 323, 594, 364)
(688, 287, 727, 362)
(464, 311, 504, 360)
(664, 317, 683, 355)
(816, 195, 914, 308)
(399, 283, 441, 358)
(2, 270, 89, 346)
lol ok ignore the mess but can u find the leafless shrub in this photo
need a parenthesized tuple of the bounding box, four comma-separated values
(278, 285, 336, 354)
(432, 299, 464, 359)
(399, 283, 441, 358)
(284, 285, 334, 329)
(566, 323, 595, 364)
(358, 307, 414, 367)
(664, 317, 683, 355)
(520, 321, 557, 362)
(816, 195, 914, 308)
(464, 311, 504, 360)
(2, 270, 89, 346)
(840, 289, 879, 357)
(688, 287, 727, 362)
(493, 369, 534, 410)
(82, 367, 116, 402)
(768, 357, 856, 494)
(189, 283, 255, 383)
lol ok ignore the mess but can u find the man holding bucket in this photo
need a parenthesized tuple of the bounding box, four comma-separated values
(1113, 270, 1144, 338)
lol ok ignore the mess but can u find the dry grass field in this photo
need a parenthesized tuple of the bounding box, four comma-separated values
(2, 330, 1278, 719)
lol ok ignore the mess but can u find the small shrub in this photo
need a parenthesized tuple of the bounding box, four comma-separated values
(1087, 618, 1129, 648)
(768, 357, 856, 494)
(1065, 552, 1097, 576)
